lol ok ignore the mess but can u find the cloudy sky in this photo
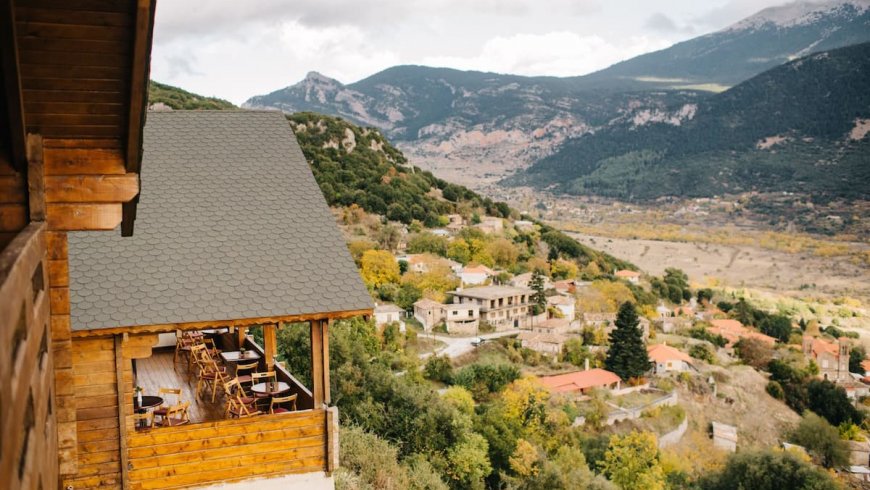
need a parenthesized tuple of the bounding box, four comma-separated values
(150, 0, 792, 104)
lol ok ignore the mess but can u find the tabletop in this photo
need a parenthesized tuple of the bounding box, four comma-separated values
(250, 381, 290, 396)
(134, 395, 163, 411)
(220, 350, 262, 363)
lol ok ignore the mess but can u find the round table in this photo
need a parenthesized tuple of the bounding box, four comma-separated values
(134, 395, 163, 411)
(250, 381, 290, 396)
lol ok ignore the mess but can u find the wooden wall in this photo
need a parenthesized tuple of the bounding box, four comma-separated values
(127, 409, 329, 490)
(61, 332, 154, 490)
(0, 222, 58, 490)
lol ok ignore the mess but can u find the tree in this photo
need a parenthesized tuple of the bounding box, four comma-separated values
(790, 412, 850, 468)
(360, 250, 400, 288)
(734, 337, 773, 369)
(446, 433, 492, 489)
(395, 283, 422, 310)
(807, 379, 862, 427)
(487, 238, 520, 268)
(600, 431, 665, 490)
(701, 449, 840, 490)
(424, 355, 454, 384)
(850, 345, 867, 374)
(529, 270, 546, 315)
(562, 337, 596, 368)
(605, 302, 650, 380)
(377, 223, 403, 251)
(447, 239, 471, 265)
(759, 314, 793, 342)
(550, 259, 579, 280)
(408, 232, 449, 256)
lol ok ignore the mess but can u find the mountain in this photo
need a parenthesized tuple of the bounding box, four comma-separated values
(242, 1, 870, 189)
(507, 43, 870, 201)
(148, 81, 236, 110)
(585, 0, 870, 88)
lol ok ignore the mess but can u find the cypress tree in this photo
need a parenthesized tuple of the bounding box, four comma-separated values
(530, 270, 546, 315)
(605, 302, 650, 380)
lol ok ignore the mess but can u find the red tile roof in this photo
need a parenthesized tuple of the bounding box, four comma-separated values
(647, 344, 693, 364)
(615, 270, 641, 278)
(709, 319, 776, 346)
(538, 369, 621, 393)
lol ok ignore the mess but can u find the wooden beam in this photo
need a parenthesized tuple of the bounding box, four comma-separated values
(114, 335, 130, 490)
(45, 173, 138, 203)
(0, 0, 26, 172)
(323, 320, 331, 405)
(237, 326, 247, 350)
(310, 320, 324, 408)
(0, 203, 26, 231)
(121, 0, 156, 237)
(68, 308, 374, 338)
(44, 147, 125, 175)
(26, 133, 44, 220)
(46, 202, 122, 230)
(263, 323, 278, 371)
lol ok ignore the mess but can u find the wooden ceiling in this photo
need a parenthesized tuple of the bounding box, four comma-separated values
(0, 0, 156, 240)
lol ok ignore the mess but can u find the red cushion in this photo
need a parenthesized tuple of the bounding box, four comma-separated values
(272, 408, 290, 414)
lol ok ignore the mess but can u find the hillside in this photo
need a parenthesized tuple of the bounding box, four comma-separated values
(148, 81, 236, 110)
(509, 42, 870, 201)
(287, 112, 633, 272)
(242, 1, 870, 190)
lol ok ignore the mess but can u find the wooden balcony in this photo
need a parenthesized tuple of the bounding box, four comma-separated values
(123, 332, 336, 489)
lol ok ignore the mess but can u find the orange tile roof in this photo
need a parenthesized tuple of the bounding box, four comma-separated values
(674, 306, 695, 316)
(538, 369, 621, 393)
(647, 344, 693, 364)
(861, 360, 870, 373)
(462, 265, 494, 275)
(709, 319, 776, 346)
(615, 270, 641, 278)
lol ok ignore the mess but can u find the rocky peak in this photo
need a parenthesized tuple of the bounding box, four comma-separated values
(728, 0, 870, 31)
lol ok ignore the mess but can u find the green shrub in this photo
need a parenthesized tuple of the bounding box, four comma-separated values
(766, 381, 784, 400)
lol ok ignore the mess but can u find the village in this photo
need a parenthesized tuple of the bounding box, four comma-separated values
(358, 210, 870, 485)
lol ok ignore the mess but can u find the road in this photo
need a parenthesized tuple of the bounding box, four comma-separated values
(419, 330, 519, 359)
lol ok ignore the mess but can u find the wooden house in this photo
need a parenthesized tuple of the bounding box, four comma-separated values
(1, 3, 372, 489)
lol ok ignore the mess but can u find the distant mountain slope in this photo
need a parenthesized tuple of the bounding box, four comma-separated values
(148, 81, 236, 110)
(585, 0, 870, 87)
(242, 1, 870, 187)
(508, 43, 870, 201)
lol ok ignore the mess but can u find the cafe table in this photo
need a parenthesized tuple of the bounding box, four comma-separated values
(250, 381, 291, 397)
(220, 350, 262, 363)
(133, 395, 163, 429)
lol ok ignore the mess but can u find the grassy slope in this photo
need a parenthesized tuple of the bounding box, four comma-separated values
(148, 81, 236, 110)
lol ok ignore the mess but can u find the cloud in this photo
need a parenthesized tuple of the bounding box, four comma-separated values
(420, 31, 672, 77)
(644, 12, 694, 34)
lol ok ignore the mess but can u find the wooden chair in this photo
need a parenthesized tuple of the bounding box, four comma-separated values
(196, 359, 228, 402)
(132, 411, 154, 430)
(226, 395, 260, 419)
(235, 361, 259, 388)
(173, 330, 195, 371)
(250, 371, 277, 405)
(203, 337, 221, 358)
(223, 378, 256, 418)
(160, 402, 190, 427)
(188, 343, 210, 373)
(270, 394, 298, 414)
(152, 387, 183, 424)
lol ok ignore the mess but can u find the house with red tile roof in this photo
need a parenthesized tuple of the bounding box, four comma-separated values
(615, 269, 641, 284)
(647, 344, 694, 373)
(538, 368, 621, 394)
(459, 264, 496, 285)
(803, 336, 851, 383)
(709, 319, 776, 347)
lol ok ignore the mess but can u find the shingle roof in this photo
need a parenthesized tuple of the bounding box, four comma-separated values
(68, 111, 372, 331)
(538, 369, 621, 393)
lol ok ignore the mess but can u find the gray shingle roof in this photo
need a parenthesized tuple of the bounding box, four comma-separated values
(68, 111, 372, 331)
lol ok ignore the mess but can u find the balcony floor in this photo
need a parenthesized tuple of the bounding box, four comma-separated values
(135, 349, 225, 423)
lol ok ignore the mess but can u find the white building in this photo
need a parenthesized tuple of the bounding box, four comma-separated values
(547, 295, 575, 320)
(374, 303, 406, 332)
(443, 302, 480, 335)
(459, 264, 495, 286)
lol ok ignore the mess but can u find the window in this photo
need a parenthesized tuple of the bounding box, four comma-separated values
(452, 310, 458, 316)
(468, 310, 473, 317)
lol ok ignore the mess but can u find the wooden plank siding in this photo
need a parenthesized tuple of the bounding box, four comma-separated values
(0, 222, 58, 490)
(126, 409, 329, 490)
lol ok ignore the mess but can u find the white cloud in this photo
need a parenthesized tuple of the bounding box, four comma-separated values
(421, 32, 671, 77)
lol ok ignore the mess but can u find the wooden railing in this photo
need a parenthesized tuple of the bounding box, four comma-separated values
(126, 408, 329, 489)
(243, 336, 315, 410)
(0, 222, 58, 490)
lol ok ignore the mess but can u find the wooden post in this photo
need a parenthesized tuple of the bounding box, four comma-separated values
(237, 326, 247, 350)
(26, 134, 45, 221)
(263, 323, 277, 370)
(114, 335, 130, 490)
(310, 320, 324, 407)
(323, 320, 331, 405)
